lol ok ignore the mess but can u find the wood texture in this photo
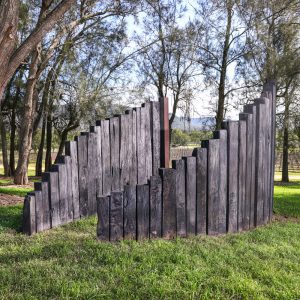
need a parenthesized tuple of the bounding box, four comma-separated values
(160, 168, 176, 239)
(222, 121, 239, 233)
(184, 156, 197, 236)
(76, 134, 88, 217)
(101, 120, 111, 196)
(123, 185, 136, 239)
(192, 147, 207, 235)
(172, 159, 186, 237)
(149, 175, 162, 238)
(130, 109, 138, 185)
(120, 114, 130, 186)
(137, 184, 150, 240)
(137, 107, 147, 184)
(94, 124, 103, 197)
(151, 101, 160, 175)
(202, 139, 220, 235)
(23, 193, 36, 235)
(214, 130, 227, 234)
(110, 191, 123, 241)
(144, 103, 153, 180)
(97, 196, 110, 241)
(109, 118, 120, 191)
(65, 140, 80, 220)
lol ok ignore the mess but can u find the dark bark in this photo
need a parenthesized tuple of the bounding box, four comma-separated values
(35, 116, 46, 176)
(0, 112, 10, 176)
(215, 1, 233, 130)
(45, 113, 53, 172)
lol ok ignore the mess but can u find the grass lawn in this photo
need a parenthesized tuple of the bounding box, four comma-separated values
(0, 176, 299, 299)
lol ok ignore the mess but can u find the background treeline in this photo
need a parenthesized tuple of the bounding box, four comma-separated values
(0, 0, 299, 184)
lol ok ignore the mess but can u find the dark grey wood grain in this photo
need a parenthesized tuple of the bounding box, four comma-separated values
(213, 130, 227, 234)
(97, 196, 110, 241)
(254, 99, 266, 226)
(23, 193, 36, 235)
(110, 191, 123, 241)
(65, 140, 80, 220)
(149, 175, 162, 238)
(126, 110, 134, 187)
(33, 185, 43, 232)
(35, 181, 51, 230)
(76, 134, 88, 217)
(151, 101, 160, 175)
(87, 130, 97, 215)
(130, 109, 137, 185)
(123, 185, 136, 239)
(137, 107, 146, 184)
(243, 105, 256, 229)
(94, 125, 103, 197)
(201, 139, 220, 235)
(109, 117, 120, 191)
(120, 114, 130, 186)
(184, 156, 196, 236)
(101, 120, 111, 196)
(222, 121, 239, 233)
(137, 184, 150, 240)
(144, 103, 153, 180)
(42, 171, 60, 227)
(192, 147, 207, 235)
(160, 168, 176, 239)
(172, 159, 186, 237)
(238, 120, 246, 231)
(239, 113, 252, 231)
(64, 156, 73, 222)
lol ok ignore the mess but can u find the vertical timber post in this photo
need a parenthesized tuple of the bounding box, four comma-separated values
(160, 97, 170, 168)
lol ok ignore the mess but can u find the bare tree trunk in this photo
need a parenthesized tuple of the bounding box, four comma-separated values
(9, 90, 17, 176)
(45, 113, 53, 172)
(35, 116, 46, 176)
(0, 0, 75, 101)
(14, 49, 40, 184)
(0, 112, 10, 176)
(215, 1, 233, 130)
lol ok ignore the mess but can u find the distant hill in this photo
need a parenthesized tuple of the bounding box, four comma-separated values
(170, 115, 215, 131)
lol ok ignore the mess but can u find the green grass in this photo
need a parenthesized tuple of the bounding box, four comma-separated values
(0, 176, 299, 298)
(0, 187, 33, 197)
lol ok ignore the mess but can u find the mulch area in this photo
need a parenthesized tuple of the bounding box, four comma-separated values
(0, 193, 23, 206)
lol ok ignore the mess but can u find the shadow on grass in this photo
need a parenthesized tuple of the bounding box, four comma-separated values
(0, 204, 23, 232)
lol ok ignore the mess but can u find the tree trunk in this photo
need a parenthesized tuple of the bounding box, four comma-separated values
(14, 48, 40, 184)
(9, 90, 17, 176)
(282, 96, 290, 182)
(45, 113, 53, 172)
(215, 1, 233, 130)
(35, 116, 46, 176)
(0, 112, 10, 176)
(0, 0, 75, 101)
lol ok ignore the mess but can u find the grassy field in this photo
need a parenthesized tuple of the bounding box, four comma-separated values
(0, 175, 299, 299)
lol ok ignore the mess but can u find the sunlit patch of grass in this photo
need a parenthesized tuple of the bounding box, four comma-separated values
(0, 187, 33, 197)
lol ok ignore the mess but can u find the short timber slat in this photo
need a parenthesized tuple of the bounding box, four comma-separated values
(109, 118, 120, 191)
(184, 156, 196, 236)
(23, 193, 36, 235)
(123, 185, 136, 239)
(130, 109, 138, 185)
(97, 196, 109, 241)
(33, 189, 43, 232)
(39, 181, 51, 230)
(76, 134, 88, 217)
(192, 147, 207, 235)
(137, 107, 146, 184)
(110, 191, 123, 241)
(202, 139, 220, 235)
(65, 141, 80, 220)
(213, 130, 227, 234)
(172, 159, 186, 237)
(64, 156, 74, 222)
(137, 184, 150, 240)
(43, 171, 60, 227)
(94, 124, 103, 198)
(160, 168, 176, 239)
(51, 164, 67, 224)
(149, 175, 162, 238)
(238, 120, 247, 231)
(101, 120, 111, 196)
(243, 104, 257, 228)
(151, 102, 160, 175)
